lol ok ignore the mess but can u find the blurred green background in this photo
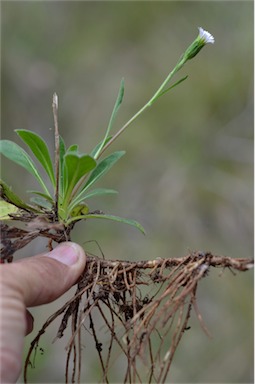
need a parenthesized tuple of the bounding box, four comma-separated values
(1, 1, 253, 383)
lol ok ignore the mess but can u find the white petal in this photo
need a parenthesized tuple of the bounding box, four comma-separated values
(198, 27, 215, 44)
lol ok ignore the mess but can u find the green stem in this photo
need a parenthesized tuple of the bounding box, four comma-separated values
(60, 57, 186, 218)
(98, 57, 185, 157)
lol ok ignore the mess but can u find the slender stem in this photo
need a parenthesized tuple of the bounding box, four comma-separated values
(59, 58, 186, 213)
(52, 93, 59, 221)
(68, 57, 185, 202)
(98, 57, 185, 158)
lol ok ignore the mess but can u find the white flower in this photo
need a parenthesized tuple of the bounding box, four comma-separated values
(180, 27, 215, 62)
(198, 27, 215, 44)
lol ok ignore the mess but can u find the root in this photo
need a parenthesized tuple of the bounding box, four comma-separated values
(24, 251, 253, 383)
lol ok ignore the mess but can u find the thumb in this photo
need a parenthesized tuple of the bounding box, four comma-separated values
(14, 242, 87, 306)
(0, 242, 86, 383)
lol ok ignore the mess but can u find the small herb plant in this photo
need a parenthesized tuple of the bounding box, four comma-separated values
(1, 27, 254, 384)
(0, 27, 214, 252)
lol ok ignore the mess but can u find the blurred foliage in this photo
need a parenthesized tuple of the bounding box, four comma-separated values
(1, 1, 253, 383)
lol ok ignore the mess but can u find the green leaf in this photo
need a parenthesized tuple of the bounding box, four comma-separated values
(68, 188, 117, 213)
(66, 144, 79, 153)
(0, 140, 51, 196)
(64, 153, 97, 188)
(29, 196, 52, 209)
(82, 151, 125, 192)
(69, 151, 124, 217)
(90, 136, 112, 158)
(0, 179, 37, 211)
(29, 190, 54, 203)
(155, 75, 188, 102)
(93, 79, 124, 159)
(67, 212, 146, 234)
(69, 203, 89, 217)
(15, 129, 55, 187)
(78, 188, 118, 200)
(0, 200, 19, 219)
(63, 153, 97, 204)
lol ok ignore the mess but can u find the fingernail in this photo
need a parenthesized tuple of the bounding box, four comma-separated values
(47, 243, 80, 266)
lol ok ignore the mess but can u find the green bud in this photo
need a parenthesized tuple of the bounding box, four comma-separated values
(182, 27, 214, 62)
(70, 203, 89, 217)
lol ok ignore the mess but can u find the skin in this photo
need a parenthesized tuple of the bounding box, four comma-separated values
(0, 242, 86, 383)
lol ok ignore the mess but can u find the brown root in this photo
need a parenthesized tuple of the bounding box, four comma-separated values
(23, 251, 253, 383)
(0, 222, 74, 262)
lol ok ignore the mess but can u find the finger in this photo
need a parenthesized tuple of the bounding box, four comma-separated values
(5, 242, 86, 307)
(25, 310, 34, 335)
(0, 242, 86, 383)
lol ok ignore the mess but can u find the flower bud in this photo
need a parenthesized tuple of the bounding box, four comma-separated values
(182, 27, 214, 62)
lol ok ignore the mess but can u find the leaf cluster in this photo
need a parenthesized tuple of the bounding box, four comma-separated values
(0, 80, 145, 234)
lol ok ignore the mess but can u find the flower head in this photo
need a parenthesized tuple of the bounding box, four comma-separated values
(198, 27, 215, 44)
(181, 26, 215, 63)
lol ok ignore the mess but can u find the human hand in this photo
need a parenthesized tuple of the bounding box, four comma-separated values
(0, 242, 86, 383)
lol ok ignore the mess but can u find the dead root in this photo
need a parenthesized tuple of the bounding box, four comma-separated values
(0, 223, 253, 382)
(23, 251, 253, 384)
(0, 222, 73, 263)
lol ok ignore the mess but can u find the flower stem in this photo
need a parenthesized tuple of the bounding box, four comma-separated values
(98, 57, 185, 157)
(98, 26, 215, 158)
